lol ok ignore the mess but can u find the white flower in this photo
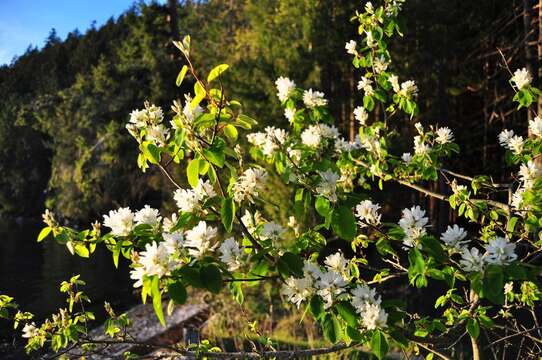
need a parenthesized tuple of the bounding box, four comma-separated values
(134, 205, 162, 227)
(103, 207, 134, 236)
(511, 68, 532, 90)
(351, 284, 380, 309)
(195, 179, 216, 198)
(459, 247, 485, 273)
(130, 265, 146, 288)
(275, 76, 296, 102)
(233, 168, 267, 203)
(414, 136, 431, 155)
(373, 56, 388, 74)
(138, 242, 174, 278)
(484, 237, 517, 265)
(241, 210, 258, 234)
(355, 200, 381, 227)
(498, 129, 514, 147)
(316, 170, 340, 202)
(354, 106, 368, 125)
(388, 74, 400, 92)
(399, 206, 429, 248)
(324, 252, 348, 274)
(508, 135, 524, 155)
(162, 231, 183, 255)
(182, 94, 203, 122)
(184, 221, 218, 258)
(316, 270, 348, 309)
(303, 260, 323, 279)
(511, 188, 527, 211)
(282, 276, 313, 308)
(529, 116, 542, 137)
(146, 124, 169, 146)
(504, 282, 514, 294)
(303, 89, 328, 108)
(361, 303, 388, 330)
(162, 213, 178, 232)
(129, 109, 147, 128)
(435, 127, 454, 144)
(301, 125, 322, 148)
(402, 152, 413, 163)
(519, 160, 541, 189)
(261, 222, 286, 240)
(219, 237, 243, 271)
(22, 323, 39, 339)
(440, 225, 468, 252)
(129, 104, 163, 128)
(345, 40, 357, 55)
(398, 80, 418, 98)
(365, 1, 374, 14)
(357, 76, 374, 97)
(174, 188, 200, 213)
(284, 108, 296, 122)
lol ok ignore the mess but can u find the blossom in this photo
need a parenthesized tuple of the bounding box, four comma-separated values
(388, 74, 400, 92)
(282, 276, 313, 308)
(498, 129, 514, 147)
(103, 207, 134, 236)
(162, 231, 183, 255)
(414, 136, 431, 155)
(511, 68, 532, 90)
(134, 205, 162, 227)
(357, 76, 374, 96)
(22, 322, 39, 338)
(275, 76, 296, 102)
(324, 252, 348, 274)
(435, 127, 454, 144)
(138, 241, 174, 278)
(402, 152, 413, 163)
(529, 116, 542, 137)
(504, 282, 514, 295)
(181, 94, 203, 123)
(373, 56, 388, 74)
(354, 106, 368, 125)
(398, 80, 418, 98)
(459, 247, 485, 273)
(303, 260, 323, 279)
(241, 210, 258, 234)
(146, 124, 169, 146)
(184, 221, 218, 258)
(484, 237, 517, 265)
(232, 168, 267, 203)
(129, 104, 163, 128)
(355, 200, 382, 227)
(345, 40, 357, 55)
(261, 222, 286, 240)
(284, 108, 296, 122)
(440, 225, 468, 252)
(301, 125, 322, 147)
(219, 237, 243, 271)
(365, 1, 374, 14)
(519, 160, 541, 189)
(173, 179, 216, 213)
(361, 303, 388, 330)
(316, 170, 340, 202)
(316, 270, 348, 309)
(130, 266, 146, 288)
(303, 89, 328, 108)
(129, 109, 147, 128)
(399, 205, 429, 248)
(508, 135, 524, 155)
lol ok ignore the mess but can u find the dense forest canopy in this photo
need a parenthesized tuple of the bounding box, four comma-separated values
(0, 0, 536, 224)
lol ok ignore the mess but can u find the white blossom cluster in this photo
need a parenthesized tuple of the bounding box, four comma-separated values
(126, 103, 169, 146)
(302, 89, 328, 108)
(353, 106, 368, 125)
(173, 179, 217, 213)
(388, 74, 417, 99)
(529, 116, 542, 137)
(398, 205, 429, 248)
(357, 76, 374, 97)
(511, 68, 532, 90)
(335, 135, 362, 154)
(282, 252, 388, 330)
(459, 236, 517, 273)
(300, 123, 339, 148)
(355, 200, 382, 228)
(316, 170, 340, 202)
(498, 129, 524, 155)
(232, 168, 267, 203)
(275, 76, 296, 102)
(512, 160, 541, 211)
(247, 126, 288, 157)
(219, 237, 243, 271)
(103, 205, 163, 236)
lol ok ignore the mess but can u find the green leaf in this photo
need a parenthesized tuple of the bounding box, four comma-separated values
(331, 207, 357, 240)
(207, 64, 229, 83)
(203, 148, 225, 168)
(507, 217, 518, 233)
(466, 318, 479, 339)
(336, 302, 358, 328)
(221, 197, 235, 232)
(371, 330, 389, 360)
(322, 313, 342, 343)
(309, 296, 325, 320)
(483, 265, 504, 304)
(228, 281, 244, 304)
(74, 244, 89, 258)
(141, 142, 161, 164)
(236, 114, 257, 129)
(223, 124, 238, 141)
(37, 227, 52, 242)
(176, 65, 188, 87)
(278, 252, 304, 278)
(315, 196, 331, 217)
(151, 276, 165, 326)
(200, 264, 223, 294)
(187, 158, 200, 188)
(167, 282, 187, 305)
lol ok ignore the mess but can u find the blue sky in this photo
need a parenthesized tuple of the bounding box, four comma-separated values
(0, 0, 163, 65)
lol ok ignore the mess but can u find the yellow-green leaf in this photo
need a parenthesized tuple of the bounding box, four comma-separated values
(176, 65, 188, 87)
(207, 64, 229, 83)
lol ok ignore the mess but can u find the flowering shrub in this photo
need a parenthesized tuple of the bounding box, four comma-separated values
(2, 1, 542, 359)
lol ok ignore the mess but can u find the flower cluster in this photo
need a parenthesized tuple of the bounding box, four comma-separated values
(232, 168, 267, 203)
(398, 205, 429, 248)
(247, 126, 288, 157)
(498, 129, 524, 155)
(355, 200, 382, 228)
(126, 103, 169, 146)
(300, 123, 339, 148)
(459, 236, 517, 273)
(173, 179, 216, 213)
(351, 284, 388, 330)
